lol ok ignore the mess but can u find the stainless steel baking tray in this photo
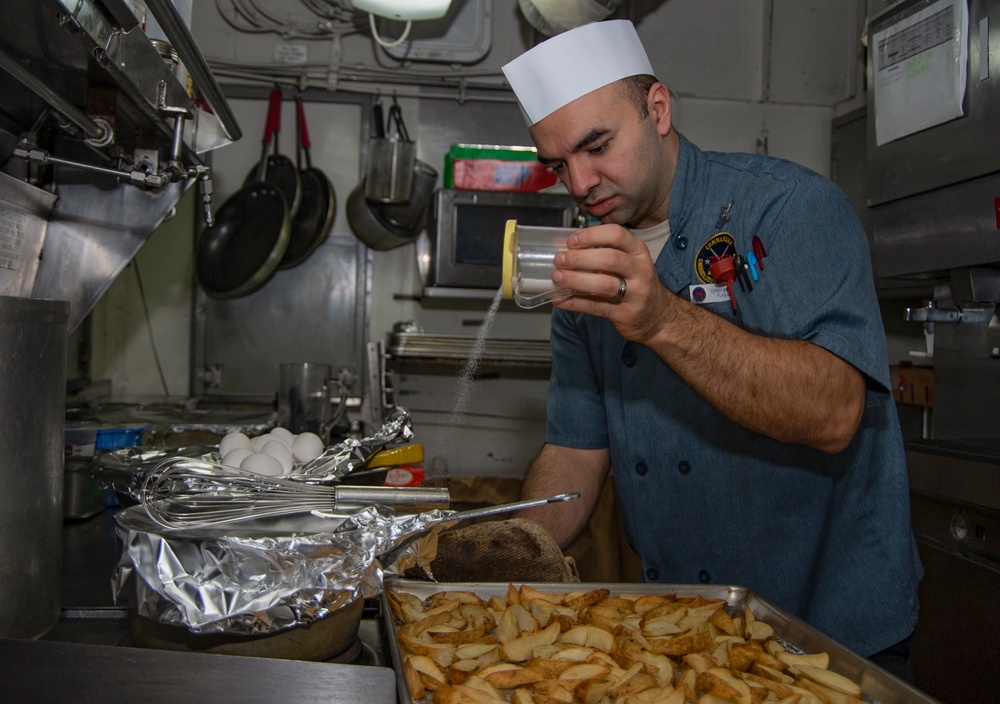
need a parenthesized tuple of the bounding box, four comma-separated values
(381, 578, 940, 704)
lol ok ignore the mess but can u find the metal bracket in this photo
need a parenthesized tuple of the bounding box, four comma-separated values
(197, 364, 223, 390)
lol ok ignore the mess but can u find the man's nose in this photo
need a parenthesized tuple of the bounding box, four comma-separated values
(565, 160, 599, 198)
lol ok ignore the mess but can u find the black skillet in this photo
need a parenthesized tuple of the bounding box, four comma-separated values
(196, 82, 294, 298)
(195, 181, 290, 299)
(243, 87, 301, 220)
(279, 96, 337, 270)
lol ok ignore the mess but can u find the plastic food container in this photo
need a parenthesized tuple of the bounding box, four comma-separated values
(96, 424, 148, 451)
(501, 219, 576, 309)
(65, 421, 100, 458)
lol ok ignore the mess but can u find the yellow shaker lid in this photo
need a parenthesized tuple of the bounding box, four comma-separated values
(502, 219, 518, 300)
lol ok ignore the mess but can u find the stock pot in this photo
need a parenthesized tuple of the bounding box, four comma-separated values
(0, 295, 68, 639)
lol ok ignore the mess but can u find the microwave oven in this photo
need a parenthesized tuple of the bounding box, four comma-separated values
(429, 189, 582, 290)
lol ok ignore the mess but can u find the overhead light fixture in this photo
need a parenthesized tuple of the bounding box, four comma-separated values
(352, 0, 453, 22)
(517, 0, 623, 36)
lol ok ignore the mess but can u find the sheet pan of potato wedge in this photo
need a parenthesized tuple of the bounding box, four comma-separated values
(382, 579, 938, 704)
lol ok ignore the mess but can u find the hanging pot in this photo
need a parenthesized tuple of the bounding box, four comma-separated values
(364, 100, 415, 204)
(279, 95, 337, 270)
(347, 159, 438, 251)
(243, 87, 301, 219)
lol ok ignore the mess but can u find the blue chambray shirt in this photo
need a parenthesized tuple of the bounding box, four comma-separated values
(545, 133, 922, 656)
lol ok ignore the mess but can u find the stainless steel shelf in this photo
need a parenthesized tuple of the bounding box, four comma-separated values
(386, 331, 551, 365)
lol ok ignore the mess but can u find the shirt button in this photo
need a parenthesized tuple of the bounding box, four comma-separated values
(622, 350, 637, 367)
(674, 236, 688, 250)
(699, 570, 711, 583)
(678, 460, 691, 475)
(646, 567, 660, 581)
(635, 461, 648, 476)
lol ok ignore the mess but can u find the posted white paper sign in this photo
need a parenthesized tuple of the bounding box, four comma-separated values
(873, 0, 969, 146)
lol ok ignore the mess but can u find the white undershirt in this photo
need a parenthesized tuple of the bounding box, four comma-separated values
(630, 219, 672, 262)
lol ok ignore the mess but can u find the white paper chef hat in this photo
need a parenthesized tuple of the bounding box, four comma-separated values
(502, 20, 654, 125)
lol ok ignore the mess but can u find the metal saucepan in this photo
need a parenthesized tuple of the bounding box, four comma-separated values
(129, 596, 363, 661)
(243, 86, 301, 219)
(279, 95, 336, 270)
(347, 159, 438, 251)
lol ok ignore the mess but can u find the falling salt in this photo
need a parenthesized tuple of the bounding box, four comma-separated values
(425, 286, 505, 481)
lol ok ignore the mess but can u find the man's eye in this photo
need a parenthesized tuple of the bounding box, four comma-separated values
(547, 162, 565, 174)
(590, 142, 609, 155)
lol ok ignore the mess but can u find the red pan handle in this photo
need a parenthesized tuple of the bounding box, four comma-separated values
(268, 87, 284, 154)
(298, 97, 312, 151)
(297, 96, 314, 170)
(263, 87, 282, 144)
(257, 87, 283, 180)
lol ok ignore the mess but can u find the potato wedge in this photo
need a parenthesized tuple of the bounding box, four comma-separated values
(433, 683, 508, 704)
(697, 667, 755, 704)
(565, 589, 611, 612)
(795, 664, 862, 698)
(559, 625, 616, 653)
(557, 662, 612, 681)
(778, 651, 831, 671)
(482, 665, 548, 689)
(500, 621, 561, 662)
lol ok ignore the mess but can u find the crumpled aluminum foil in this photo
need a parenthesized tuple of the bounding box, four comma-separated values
(93, 407, 415, 501)
(295, 405, 414, 481)
(112, 502, 458, 636)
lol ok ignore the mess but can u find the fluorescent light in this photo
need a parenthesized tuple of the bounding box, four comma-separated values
(352, 0, 452, 21)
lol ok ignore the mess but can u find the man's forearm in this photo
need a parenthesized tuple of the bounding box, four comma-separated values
(647, 298, 866, 453)
(514, 445, 610, 550)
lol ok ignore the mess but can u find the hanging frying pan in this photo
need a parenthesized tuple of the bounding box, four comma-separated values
(279, 96, 337, 270)
(195, 182, 290, 299)
(243, 87, 301, 219)
(196, 90, 293, 299)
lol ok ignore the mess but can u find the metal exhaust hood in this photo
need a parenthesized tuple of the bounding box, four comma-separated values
(0, 0, 241, 332)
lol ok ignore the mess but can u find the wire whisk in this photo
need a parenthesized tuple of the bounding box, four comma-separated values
(139, 457, 451, 530)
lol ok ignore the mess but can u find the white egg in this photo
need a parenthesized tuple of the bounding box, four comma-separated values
(261, 440, 294, 474)
(222, 447, 254, 468)
(219, 432, 251, 458)
(240, 452, 284, 476)
(291, 432, 325, 463)
(269, 427, 295, 448)
(251, 433, 275, 453)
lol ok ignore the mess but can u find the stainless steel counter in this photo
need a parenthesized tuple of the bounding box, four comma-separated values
(1, 637, 395, 703)
(10, 507, 397, 703)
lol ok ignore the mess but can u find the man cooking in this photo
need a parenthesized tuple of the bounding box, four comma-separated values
(502, 20, 922, 679)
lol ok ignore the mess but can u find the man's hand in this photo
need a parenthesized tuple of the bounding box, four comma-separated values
(551, 224, 678, 344)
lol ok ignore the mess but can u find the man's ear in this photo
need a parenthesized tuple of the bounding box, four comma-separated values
(648, 83, 672, 136)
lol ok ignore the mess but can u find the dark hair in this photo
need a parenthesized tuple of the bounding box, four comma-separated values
(619, 75, 658, 118)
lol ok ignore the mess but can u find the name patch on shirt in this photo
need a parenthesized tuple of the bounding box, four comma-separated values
(689, 283, 731, 304)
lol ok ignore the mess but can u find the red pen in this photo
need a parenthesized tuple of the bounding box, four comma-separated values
(752, 235, 767, 270)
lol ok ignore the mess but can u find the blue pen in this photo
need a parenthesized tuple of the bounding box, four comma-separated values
(746, 252, 760, 281)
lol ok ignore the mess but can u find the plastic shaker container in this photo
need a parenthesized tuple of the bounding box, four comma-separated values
(502, 220, 576, 308)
